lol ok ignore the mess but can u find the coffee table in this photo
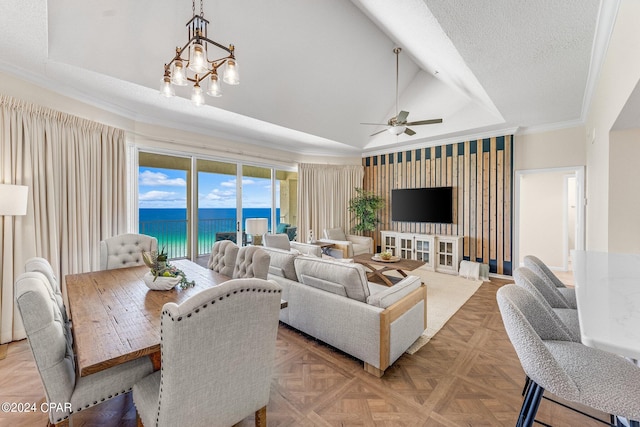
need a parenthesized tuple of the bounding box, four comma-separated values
(352, 253, 426, 286)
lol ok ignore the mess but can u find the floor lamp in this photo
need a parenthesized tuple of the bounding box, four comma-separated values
(245, 218, 268, 246)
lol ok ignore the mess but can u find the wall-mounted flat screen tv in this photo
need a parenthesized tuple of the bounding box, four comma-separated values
(391, 187, 453, 223)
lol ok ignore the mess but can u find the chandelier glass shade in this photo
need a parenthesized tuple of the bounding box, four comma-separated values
(160, 0, 239, 106)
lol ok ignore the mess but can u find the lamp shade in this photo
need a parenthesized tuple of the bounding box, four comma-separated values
(0, 184, 28, 216)
(245, 218, 268, 235)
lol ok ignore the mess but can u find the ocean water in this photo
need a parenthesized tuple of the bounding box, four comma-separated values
(139, 208, 280, 258)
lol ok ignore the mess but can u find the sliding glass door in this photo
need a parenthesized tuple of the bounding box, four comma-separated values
(196, 159, 240, 257)
(137, 150, 297, 262)
(138, 152, 191, 259)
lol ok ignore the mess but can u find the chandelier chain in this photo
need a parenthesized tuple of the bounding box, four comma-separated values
(200, 0, 204, 17)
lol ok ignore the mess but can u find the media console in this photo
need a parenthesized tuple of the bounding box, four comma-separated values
(380, 231, 463, 275)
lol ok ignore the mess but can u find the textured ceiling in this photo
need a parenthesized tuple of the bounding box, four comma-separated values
(0, 0, 617, 157)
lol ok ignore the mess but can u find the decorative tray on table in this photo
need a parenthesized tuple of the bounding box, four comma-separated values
(372, 254, 401, 263)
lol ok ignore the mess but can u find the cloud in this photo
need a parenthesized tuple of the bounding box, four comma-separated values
(139, 191, 185, 202)
(139, 170, 186, 187)
(220, 178, 257, 187)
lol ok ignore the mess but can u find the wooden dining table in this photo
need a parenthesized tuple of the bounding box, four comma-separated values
(66, 260, 231, 377)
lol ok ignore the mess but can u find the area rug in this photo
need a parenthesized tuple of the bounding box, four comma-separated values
(387, 267, 483, 354)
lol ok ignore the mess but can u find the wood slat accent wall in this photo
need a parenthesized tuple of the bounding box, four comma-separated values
(363, 135, 513, 275)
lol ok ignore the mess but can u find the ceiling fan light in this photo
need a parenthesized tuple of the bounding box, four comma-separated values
(222, 59, 239, 85)
(206, 73, 223, 97)
(388, 125, 406, 135)
(171, 61, 188, 86)
(191, 83, 205, 107)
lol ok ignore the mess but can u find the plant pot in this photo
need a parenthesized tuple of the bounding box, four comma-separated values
(143, 271, 180, 291)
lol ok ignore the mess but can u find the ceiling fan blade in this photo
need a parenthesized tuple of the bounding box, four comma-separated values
(396, 110, 409, 123)
(405, 118, 443, 126)
(360, 122, 389, 126)
(370, 128, 388, 137)
(404, 128, 416, 136)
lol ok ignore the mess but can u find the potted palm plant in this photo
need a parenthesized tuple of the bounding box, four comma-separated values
(348, 188, 384, 233)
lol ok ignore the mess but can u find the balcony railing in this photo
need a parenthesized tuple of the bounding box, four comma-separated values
(140, 217, 237, 259)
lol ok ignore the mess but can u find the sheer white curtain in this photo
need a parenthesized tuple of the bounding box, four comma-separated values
(298, 163, 364, 243)
(0, 95, 126, 343)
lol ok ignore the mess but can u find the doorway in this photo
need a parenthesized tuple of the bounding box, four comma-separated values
(514, 166, 585, 273)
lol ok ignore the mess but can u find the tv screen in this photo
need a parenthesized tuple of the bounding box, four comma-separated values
(391, 187, 453, 223)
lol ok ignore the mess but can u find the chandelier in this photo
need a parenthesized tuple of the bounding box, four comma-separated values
(160, 0, 239, 106)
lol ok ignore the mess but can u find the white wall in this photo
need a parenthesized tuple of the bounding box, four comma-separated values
(585, 0, 640, 251)
(519, 171, 566, 268)
(514, 126, 585, 171)
(609, 128, 640, 252)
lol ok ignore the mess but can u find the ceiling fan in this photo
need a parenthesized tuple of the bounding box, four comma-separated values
(362, 47, 442, 137)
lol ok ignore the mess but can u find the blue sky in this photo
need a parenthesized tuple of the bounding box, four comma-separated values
(138, 167, 278, 209)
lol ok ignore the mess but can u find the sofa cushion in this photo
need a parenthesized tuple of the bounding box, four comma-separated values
(290, 242, 322, 257)
(297, 276, 347, 297)
(367, 275, 422, 308)
(294, 257, 370, 302)
(261, 247, 298, 281)
(325, 228, 347, 241)
(263, 233, 291, 251)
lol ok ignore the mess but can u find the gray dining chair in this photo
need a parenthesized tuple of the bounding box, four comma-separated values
(15, 271, 154, 427)
(133, 278, 282, 427)
(207, 240, 239, 276)
(233, 246, 270, 279)
(497, 284, 640, 427)
(100, 233, 158, 270)
(523, 255, 576, 308)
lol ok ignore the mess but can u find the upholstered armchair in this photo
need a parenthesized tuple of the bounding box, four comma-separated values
(321, 227, 373, 258)
(15, 272, 153, 427)
(133, 278, 282, 427)
(233, 246, 270, 279)
(100, 233, 158, 270)
(207, 240, 239, 277)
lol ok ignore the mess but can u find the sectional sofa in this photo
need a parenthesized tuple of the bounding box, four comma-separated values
(262, 245, 427, 376)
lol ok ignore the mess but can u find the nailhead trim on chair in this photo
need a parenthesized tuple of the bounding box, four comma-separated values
(55, 387, 133, 422)
(164, 288, 282, 322)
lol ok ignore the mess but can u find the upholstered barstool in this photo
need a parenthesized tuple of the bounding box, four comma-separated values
(497, 284, 640, 427)
(207, 240, 239, 276)
(100, 233, 158, 270)
(524, 255, 576, 308)
(233, 246, 270, 279)
(513, 267, 580, 337)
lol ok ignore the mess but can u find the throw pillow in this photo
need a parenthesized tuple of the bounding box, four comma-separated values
(325, 228, 347, 241)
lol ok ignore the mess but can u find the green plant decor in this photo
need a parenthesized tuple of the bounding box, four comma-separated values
(348, 188, 384, 233)
(142, 247, 195, 289)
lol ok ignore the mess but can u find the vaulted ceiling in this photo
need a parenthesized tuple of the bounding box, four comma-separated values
(0, 1, 617, 157)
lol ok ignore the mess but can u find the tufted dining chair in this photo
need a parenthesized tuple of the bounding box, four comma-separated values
(24, 257, 67, 321)
(497, 284, 640, 427)
(133, 278, 282, 427)
(100, 233, 158, 270)
(15, 272, 154, 427)
(233, 246, 270, 279)
(207, 240, 239, 277)
(523, 255, 576, 308)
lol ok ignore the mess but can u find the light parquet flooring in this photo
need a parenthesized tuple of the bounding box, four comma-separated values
(0, 277, 610, 427)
